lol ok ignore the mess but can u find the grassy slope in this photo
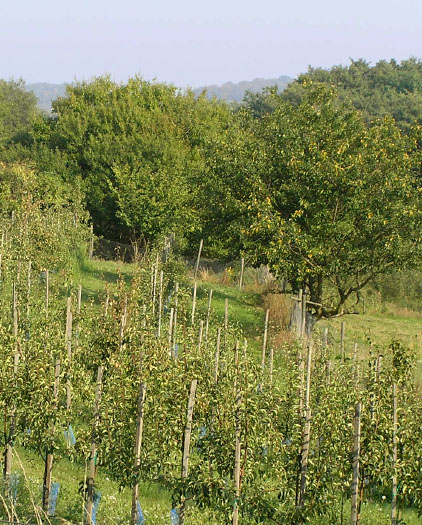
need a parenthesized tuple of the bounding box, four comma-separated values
(6, 259, 422, 524)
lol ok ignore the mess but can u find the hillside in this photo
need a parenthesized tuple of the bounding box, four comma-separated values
(25, 82, 68, 111)
(24, 76, 293, 111)
(192, 75, 293, 102)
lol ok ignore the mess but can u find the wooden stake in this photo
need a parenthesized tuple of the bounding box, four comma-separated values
(341, 322, 345, 361)
(179, 379, 198, 525)
(205, 289, 213, 342)
(4, 283, 19, 478)
(86, 366, 104, 525)
(296, 289, 303, 339)
(238, 258, 244, 290)
(261, 309, 270, 372)
(194, 239, 203, 281)
(198, 320, 204, 352)
(131, 383, 146, 525)
(392, 383, 398, 525)
(89, 225, 94, 259)
(269, 345, 274, 386)
(65, 297, 73, 410)
(224, 298, 229, 346)
(152, 262, 158, 317)
(173, 282, 179, 345)
(168, 308, 174, 356)
(301, 292, 307, 339)
(26, 260, 31, 319)
(43, 358, 60, 513)
(298, 342, 313, 509)
(191, 282, 197, 326)
(353, 343, 358, 379)
(77, 284, 82, 314)
(45, 269, 49, 318)
(157, 270, 163, 337)
(233, 342, 241, 525)
(322, 327, 328, 350)
(214, 328, 221, 383)
(350, 402, 362, 525)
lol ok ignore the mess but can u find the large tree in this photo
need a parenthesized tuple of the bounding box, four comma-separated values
(0, 79, 37, 147)
(242, 84, 422, 318)
(30, 76, 232, 245)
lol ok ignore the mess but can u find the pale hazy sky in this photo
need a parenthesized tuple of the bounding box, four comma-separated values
(1, 0, 421, 87)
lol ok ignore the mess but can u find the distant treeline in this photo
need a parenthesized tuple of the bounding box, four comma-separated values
(2, 57, 422, 317)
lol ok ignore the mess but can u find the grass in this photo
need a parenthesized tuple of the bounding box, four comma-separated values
(316, 310, 422, 384)
(77, 258, 136, 304)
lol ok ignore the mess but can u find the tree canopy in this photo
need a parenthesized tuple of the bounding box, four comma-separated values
(281, 58, 422, 131)
(239, 84, 422, 317)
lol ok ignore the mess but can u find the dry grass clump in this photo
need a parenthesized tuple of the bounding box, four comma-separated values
(263, 293, 295, 347)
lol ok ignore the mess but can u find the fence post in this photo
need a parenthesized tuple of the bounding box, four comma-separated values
(43, 358, 61, 512)
(89, 225, 94, 260)
(238, 258, 244, 290)
(392, 383, 398, 525)
(86, 366, 104, 525)
(205, 289, 213, 343)
(298, 341, 313, 510)
(131, 383, 146, 525)
(233, 342, 241, 525)
(179, 379, 198, 525)
(194, 239, 203, 281)
(350, 402, 362, 525)
(66, 297, 73, 410)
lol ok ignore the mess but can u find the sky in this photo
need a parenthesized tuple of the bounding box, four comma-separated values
(1, 0, 422, 87)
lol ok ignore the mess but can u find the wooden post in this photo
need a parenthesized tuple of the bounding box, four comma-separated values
(214, 328, 221, 383)
(301, 292, 307, 339)
(152, 262, 158, 317)
(269, 345, 274, 386)
(173, 282, 179, 344)
(131, 383, 146, 525)
(350, 402, 362, 525)
(224, 298, 229, 346)
(119, 302, 127, 352)
(77, 285, 82, 314)
(296, 289, 303, 339)
(376, 355, 383, 382)
(392, 383, 398, 525)
(45, 269, 49, 317)
(66, 297, 73, 411)
(26, 260, 31, 319)
(85, 366, 104, 525)
(238, 258, 244, 290)
(261, 309, 269, 372)
(43, 358, 60, 512)
(89, 225, 94, 260)
(298, 342, 313, 509)
(205, 289, 213, 342)
(194, 239, 203, 281)
(322, 327, 328, 350)
(198, 320, 204, 352)
(4, 283, 19, 478)
(353, 343, 358, 375)
(168, 308, 174, 356)
(179, 379, 198, 525)
(233, 342, 241, 525)
(341, 322, 345, 361)
(157, 270, 164, 337)
(191, 282, 197, 326)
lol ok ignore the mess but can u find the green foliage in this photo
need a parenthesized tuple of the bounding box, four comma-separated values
(0, 78, 37, 147)
(0, 161, 90, 274)
(282, 58, 422, 131)
(30, 76, 232, 246)
(241, 84, 422, 317)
